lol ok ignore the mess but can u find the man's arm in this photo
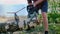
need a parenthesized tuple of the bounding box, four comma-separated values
(34, 0, 44, 7)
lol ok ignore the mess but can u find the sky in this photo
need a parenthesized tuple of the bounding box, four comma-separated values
(0, 0, 28, 17)
(0, 0, 27, 4)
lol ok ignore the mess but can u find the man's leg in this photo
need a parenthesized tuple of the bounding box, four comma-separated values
(41, 1, 48, 34)
(41, 12, 48, 34)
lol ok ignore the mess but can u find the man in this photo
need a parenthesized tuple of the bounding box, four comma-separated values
(27, 0, 48, 34)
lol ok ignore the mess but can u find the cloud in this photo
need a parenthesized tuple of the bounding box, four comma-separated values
(3, 4, 28, 16)
(0, 0, 28, 5)
(0, 0, 28, 16)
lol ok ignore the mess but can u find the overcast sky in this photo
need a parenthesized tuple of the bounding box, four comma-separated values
(0, 0, 27, 4)
(0, 0, 28, 17)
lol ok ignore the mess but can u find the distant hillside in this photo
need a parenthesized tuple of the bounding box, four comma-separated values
(0, 16, 27, 23)
(0, 17, 7, 23)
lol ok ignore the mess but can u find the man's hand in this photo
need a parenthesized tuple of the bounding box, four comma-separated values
(27, 5, 34, 11)
(27, 5, 34, 14)
(27, 5, 37, 14)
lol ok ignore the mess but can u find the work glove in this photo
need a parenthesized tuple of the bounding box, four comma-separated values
(27, 5, 36, 14)
(27, 5, 37, 18)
